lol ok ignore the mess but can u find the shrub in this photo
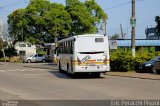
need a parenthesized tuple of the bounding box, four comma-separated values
(110, 52, 134, 72)
(0, 56, 22, 63)
(110, 51, 159, 72)
(0, 57, 9, 62)
(9, 56, 22, 63)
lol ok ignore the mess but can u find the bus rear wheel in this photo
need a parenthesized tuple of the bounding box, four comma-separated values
(59, 61, 62, 72)
(92, 73, 101, 78)
(67, 63, 70, 75)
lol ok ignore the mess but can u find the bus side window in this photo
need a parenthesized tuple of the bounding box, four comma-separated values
(57, 43, 62, 54)
(68, 41, 70, 54)
(62, 42, 64, 53)
(70, 41, 73, 54)
(65, 42, 67, 54)
(66, 41, 69, 54)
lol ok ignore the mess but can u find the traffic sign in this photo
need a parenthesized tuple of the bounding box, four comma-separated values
(110, 40, 117, 49)
(130, 17, 136, 27)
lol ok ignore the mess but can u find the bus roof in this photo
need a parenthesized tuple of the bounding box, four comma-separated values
(58, 34, 105, 43)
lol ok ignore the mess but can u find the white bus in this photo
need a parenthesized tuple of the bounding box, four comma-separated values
(57, 34, 110, 77)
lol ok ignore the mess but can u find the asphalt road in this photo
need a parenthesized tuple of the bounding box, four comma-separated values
(0, 63, 160, 101)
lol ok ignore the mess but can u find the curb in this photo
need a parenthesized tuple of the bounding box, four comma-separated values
(105, 73, 160, 80)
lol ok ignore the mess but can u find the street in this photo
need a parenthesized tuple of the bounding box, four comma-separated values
(0, 63, 160, 101)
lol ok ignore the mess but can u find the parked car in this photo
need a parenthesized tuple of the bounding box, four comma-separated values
(24, 54, 47, 63)
(139, 56, 160, 74)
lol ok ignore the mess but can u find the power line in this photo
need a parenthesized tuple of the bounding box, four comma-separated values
(1, 0, 29, 9)
(1, 8, 52, 20)
(105, 1, 131, 11)
(105, 0, 144, 11)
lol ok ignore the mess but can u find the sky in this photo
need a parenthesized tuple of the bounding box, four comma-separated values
(0, 0, 160, 39)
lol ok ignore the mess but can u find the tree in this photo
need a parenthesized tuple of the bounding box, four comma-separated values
(8, 0, 72, 44)
(155, 16, 160, 38)
(111, 34, 119, 40)
(44, 3, 72, 38)
(0, 38, 3, 58)
(85, 0, 107, 32)
(8, 8, 32, 44)
(66, 0, 95, 35)
(0, 38, 3, 50)
(8, 0, 107, 44)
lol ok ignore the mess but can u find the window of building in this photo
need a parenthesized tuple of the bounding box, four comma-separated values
(19, 44, 26, 47)
(19, 51, 26, 56)
(28, 44, 32, 47)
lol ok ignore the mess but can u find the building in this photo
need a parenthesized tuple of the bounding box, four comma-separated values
(116, 39, 160, 52)
(44, 43, 56, 63)
(145, 27, 160, 39)
(15, 42, 36, 56)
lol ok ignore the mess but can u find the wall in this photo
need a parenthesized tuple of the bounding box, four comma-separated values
(15, 42, 36, 57)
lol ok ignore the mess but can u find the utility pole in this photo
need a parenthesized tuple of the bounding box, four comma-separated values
(131, 0, 136, 57)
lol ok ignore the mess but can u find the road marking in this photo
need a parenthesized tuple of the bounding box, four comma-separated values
(0, 70, 5, 72)
(7, 69, 16, 72)
(19, 69, 26, 71)
(0, 68, 49, 72)
(25, 74, 49, 76)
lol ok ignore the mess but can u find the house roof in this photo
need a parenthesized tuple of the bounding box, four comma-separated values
(117, 40, 160, 47)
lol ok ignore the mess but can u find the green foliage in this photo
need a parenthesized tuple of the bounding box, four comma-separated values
(8, 0, 107, 44)
(0, 57, 9, 62)
(4, 47, 17, 58)
(8, 0, 72, 44)
(66, 0, 96, 34)
(36, 48, 46, 55)
(110, 52, 134, 72)
(111, 33, 119, 40)
(85, 0, 107, 31)
(45, 3, 72, 37)
(0, 38, 3, 50)
(0, 56, 22, 63)
(110, 51, 159, 72)
(66, 0, 107, 35)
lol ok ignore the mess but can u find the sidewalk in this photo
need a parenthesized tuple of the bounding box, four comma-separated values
(106, 72, 160, 80)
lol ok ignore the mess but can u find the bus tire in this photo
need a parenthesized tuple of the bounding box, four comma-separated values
(67, 63, 70, 75)
(92, 73, 101, 78)
(157, 71, 160, 74)
(59, 61, 62, 72)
